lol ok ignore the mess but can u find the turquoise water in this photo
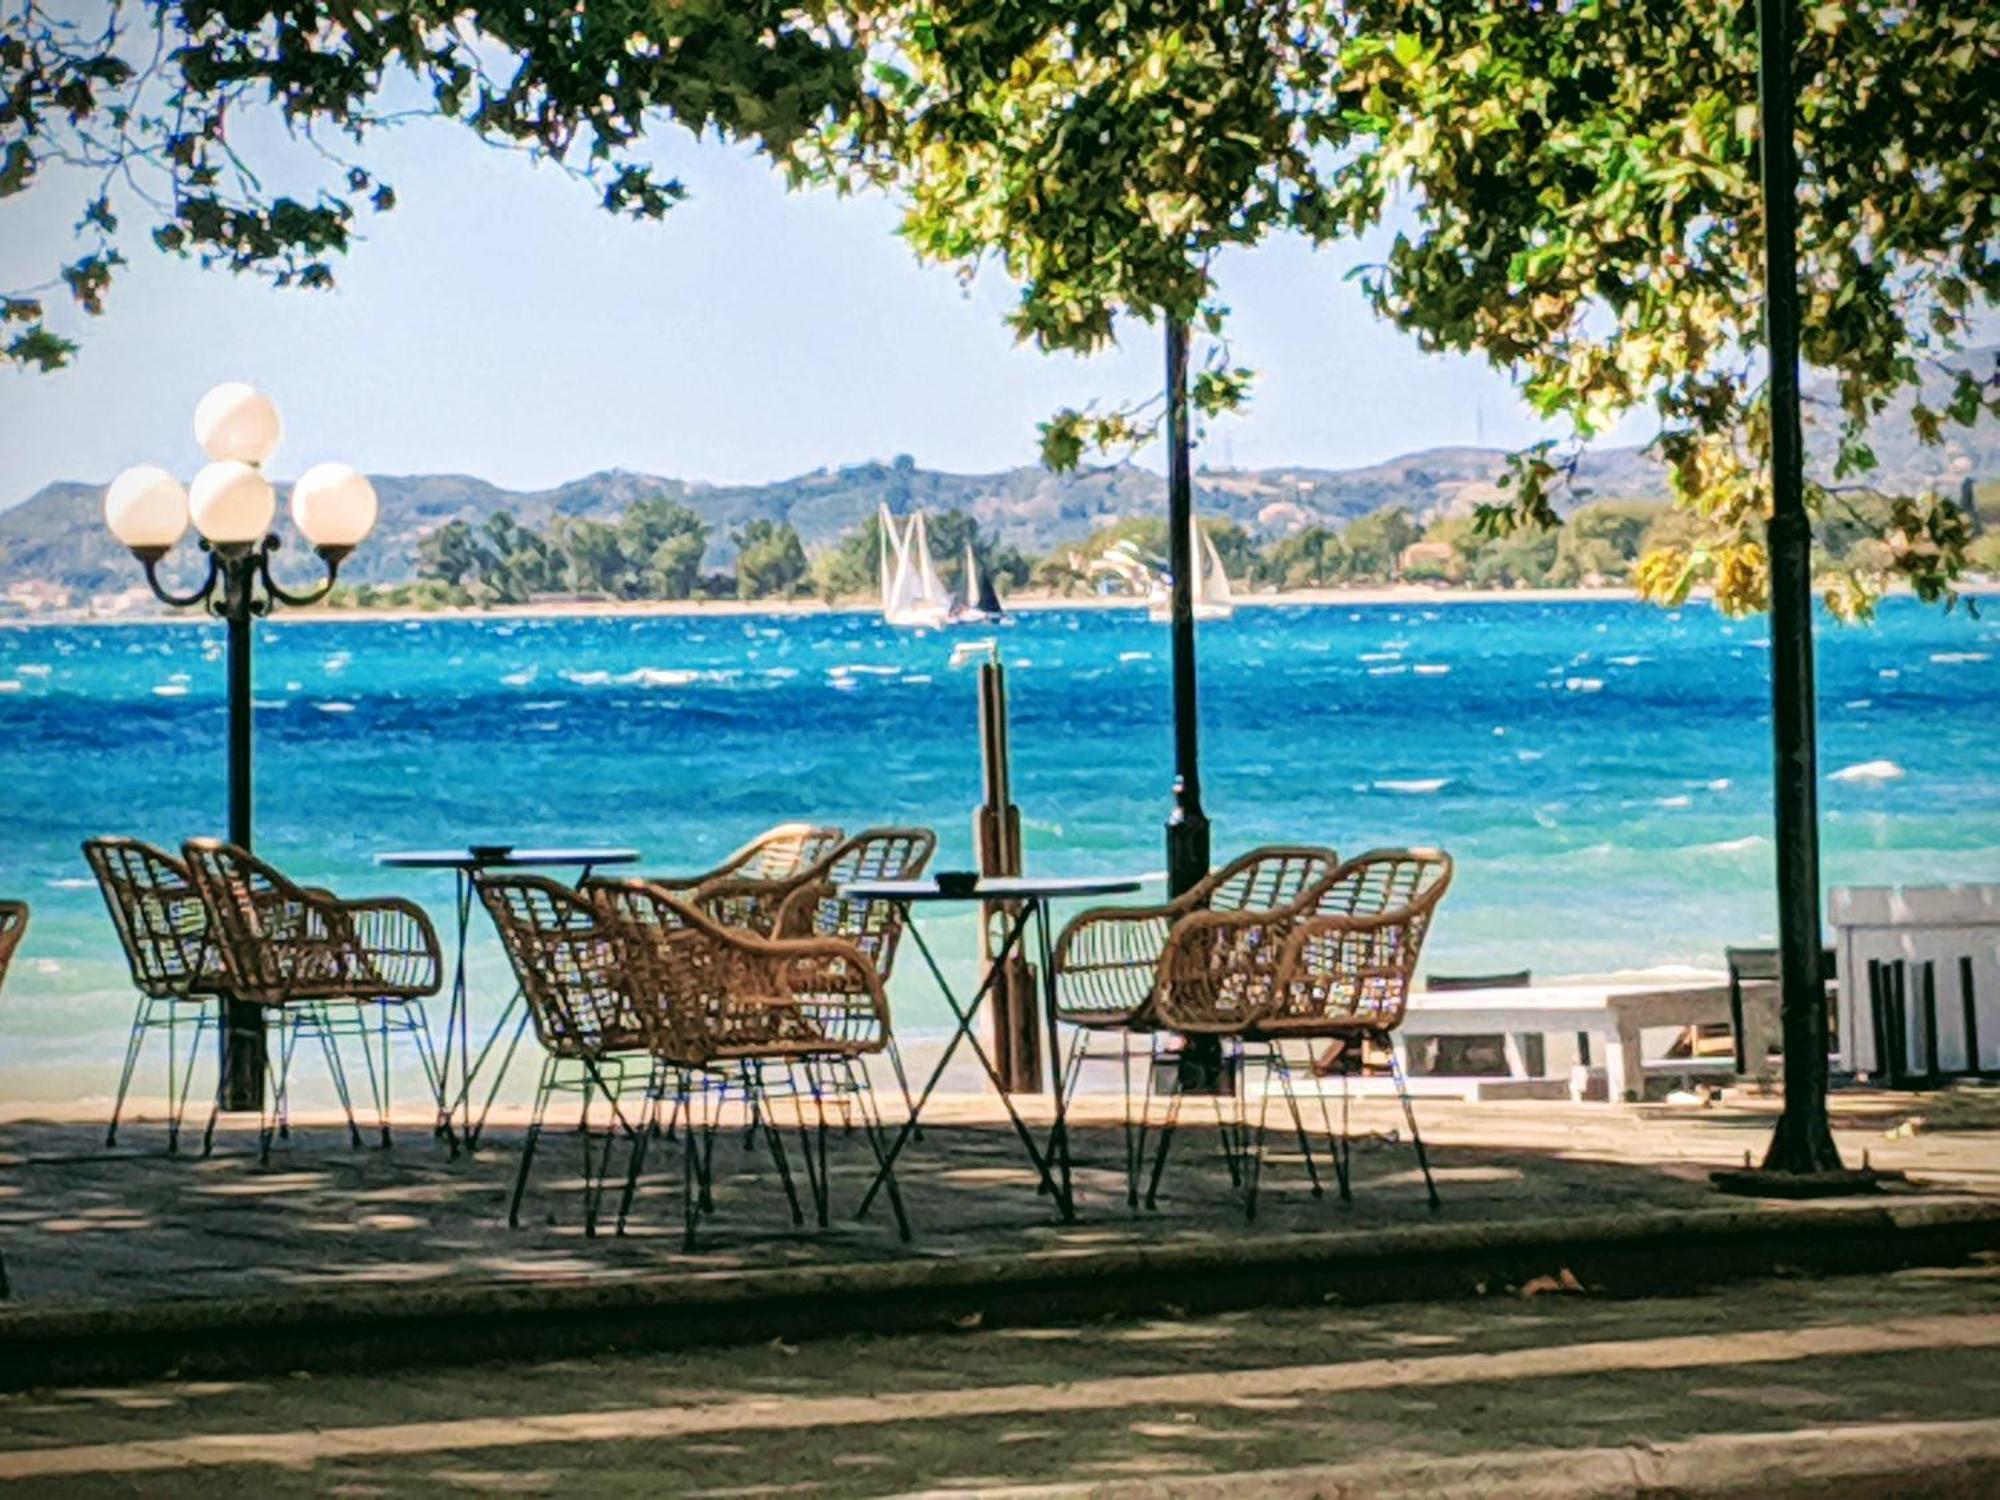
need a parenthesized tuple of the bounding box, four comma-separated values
(2, 599, 1996, 1099)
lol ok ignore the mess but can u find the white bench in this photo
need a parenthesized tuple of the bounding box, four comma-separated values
(1383, 971, 1780, 1103)
(1832, 884, 2000, 1076)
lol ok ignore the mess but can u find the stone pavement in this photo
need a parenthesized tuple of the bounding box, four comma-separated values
(0, 1264, 1996, 1495)
(0, 1083, 1993, 1311)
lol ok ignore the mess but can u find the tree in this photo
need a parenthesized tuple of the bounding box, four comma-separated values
(551, 517, 624, 596)
(3, 2, 864, 369)
(1330, 1, 1997, 615)
(1259, 526, 1348, 588)
(1342, 507, 1421, 580)
(733, 518, 808, 599)
(813, 512, 883, 601)
(618, 496, 709, 600)
(809, 3, 1994, 616)
(416, 519, 481, 589)
(806, 2, 1338, 462)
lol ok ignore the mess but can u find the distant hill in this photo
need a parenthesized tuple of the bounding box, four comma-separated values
(4, 345, 1990, 604)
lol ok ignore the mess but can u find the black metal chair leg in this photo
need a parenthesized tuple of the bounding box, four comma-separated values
(1388, 1042, 1440, 1210)
(849, 1058, 911, 1242)
(752, 1066, 805, 1228)
(106, 999, 151, 1149)
(1144, 1080, 1185, 1211)
(1272, 1046, 1323, 1198)
(509, 1059, 555, 1230)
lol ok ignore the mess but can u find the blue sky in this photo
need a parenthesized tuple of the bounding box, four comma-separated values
(1, 119, 1654, 504)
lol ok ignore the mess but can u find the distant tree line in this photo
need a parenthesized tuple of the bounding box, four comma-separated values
(332, 482, 2000, 611)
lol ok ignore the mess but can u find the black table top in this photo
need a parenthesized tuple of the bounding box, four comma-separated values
(375, 847, 641, 871)
(837, 875, 1144, 903)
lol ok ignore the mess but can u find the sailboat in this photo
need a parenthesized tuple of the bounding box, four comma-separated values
(957, 541, 1006, 623)
(1147, 518, 1236, 622)
(879, 505, 954, 628)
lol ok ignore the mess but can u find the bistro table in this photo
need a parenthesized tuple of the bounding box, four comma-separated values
(847, 873, 1143, 1230)
(375, 846, 639, 1151)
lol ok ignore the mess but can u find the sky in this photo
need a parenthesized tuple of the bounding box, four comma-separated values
(0, 115, 1657, 506)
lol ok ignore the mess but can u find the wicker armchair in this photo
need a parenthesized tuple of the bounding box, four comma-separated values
(183, 839, 444, 1162)
(1048, 846, 1338, 1208)
(82, 837, 232, 1153)
(592, 878, 907, 1242)
(0, 901, 25, 990)
(644, 822, 845, 895)
(475, 873, 655, 1235)
(1150, 849, 1454, 1214)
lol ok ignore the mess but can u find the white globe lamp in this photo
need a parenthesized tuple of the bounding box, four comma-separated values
(290, 463, 378, 557)
(193, 382, 283, 466)
(189, 460, 277, 549)
(104, 465, 190, 557)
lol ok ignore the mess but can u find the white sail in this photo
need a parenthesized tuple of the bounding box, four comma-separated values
(911, 513, 949, 612)
(882, 508, 953, 627)
(1147, 516, 1235, 621)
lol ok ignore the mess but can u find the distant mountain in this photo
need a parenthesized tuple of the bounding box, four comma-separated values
(4, 345, 1990, 606)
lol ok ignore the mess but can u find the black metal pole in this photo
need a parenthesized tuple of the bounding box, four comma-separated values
(218, 552, 265, 1110)
(1163, 316, 1220, 1090)
(1163, 316, 1211, 896)
(1754, 0, 1842, 1175)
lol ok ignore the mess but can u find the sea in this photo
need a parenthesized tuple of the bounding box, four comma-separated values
(2, 597, 1996, 1102)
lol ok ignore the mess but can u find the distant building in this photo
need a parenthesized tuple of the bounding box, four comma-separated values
(5, 580, 75, 615)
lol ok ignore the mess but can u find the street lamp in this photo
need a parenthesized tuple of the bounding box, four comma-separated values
(104, 383, 378, 1110)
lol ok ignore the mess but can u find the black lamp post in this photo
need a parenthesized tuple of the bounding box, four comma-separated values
(1162, 316, 1223, 1091)
(104, 385, 379, 1111)
(1717, 0, 1855, 1188)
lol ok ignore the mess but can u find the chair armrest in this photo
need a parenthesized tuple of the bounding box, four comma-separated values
(697, 873, 806, 934)
(1152, 907, 1302, 1032)
(339, 896, 445, 995)
(1049, 901, 1188, 1021)
(1270, 908, 1426, 1029)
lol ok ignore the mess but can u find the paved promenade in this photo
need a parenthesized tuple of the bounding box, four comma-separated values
(1, 1084, 1993, 1310)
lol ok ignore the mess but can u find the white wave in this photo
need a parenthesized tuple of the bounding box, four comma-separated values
(1930, 651, 1990, 665)
(560, 669, 612, 686)
(621, 667, 704, 688)
(314, 701, 356, 715)
(520, 699, 563, 710)
(1368, 664, 1408, 676)
(904, 674, 933, 685)
(1516, 749, 1546, 762)
(1608, 655, 1646, 667)
(45, 876, 93, 889)
(1374, 777, 1450, 795)
(16, 664, 50, 677)
(1359, 651, 1401, 663)
(501, 666, 539, 686)
(1830, 758, 1904, 783)
(1843, 698, 1872, 710)
(0, 680, 20, 694)
(32, 958, 59, 975)
(1117, 650, 1152, 663)
(252, 698, 289, 710)
(1564, 677, 1604, 693)
(1656, 795, 1692, 809)
(1879, 668, 1900, 679)
(1696, 835, 1767, 855)
(323, 652, 351, 672)
(830, 676, 858, 692)
(831, 664, 902, 678)
(285, 680, 303, 692)
(1705, 778, 1731, 791)
(763, 668, 800, 680)
(151, 683, 189, 697)
(1413, 664, 1451, 676)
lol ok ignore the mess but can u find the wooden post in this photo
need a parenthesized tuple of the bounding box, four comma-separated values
(976, 657, 1041, 1092)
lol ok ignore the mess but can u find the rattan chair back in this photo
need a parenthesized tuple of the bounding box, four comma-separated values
(477, 873, 648, 1059)
(1202, 845, 1341, 913)
(1279, 848, 1453, 1031)
(182, 839, 340, 1003)
(83, 836, 226, 998)
(586, 880, 721, 1065)
(0, 900, 27, 992)
(734, 823, 846, 882)
(776, 826, 936, 980)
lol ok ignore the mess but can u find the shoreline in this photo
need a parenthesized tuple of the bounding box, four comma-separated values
(7, 577, 1996, 627)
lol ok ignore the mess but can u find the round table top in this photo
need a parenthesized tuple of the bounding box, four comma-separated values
(837, 874, 1144, 903)
(375, 846, 641, 871)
